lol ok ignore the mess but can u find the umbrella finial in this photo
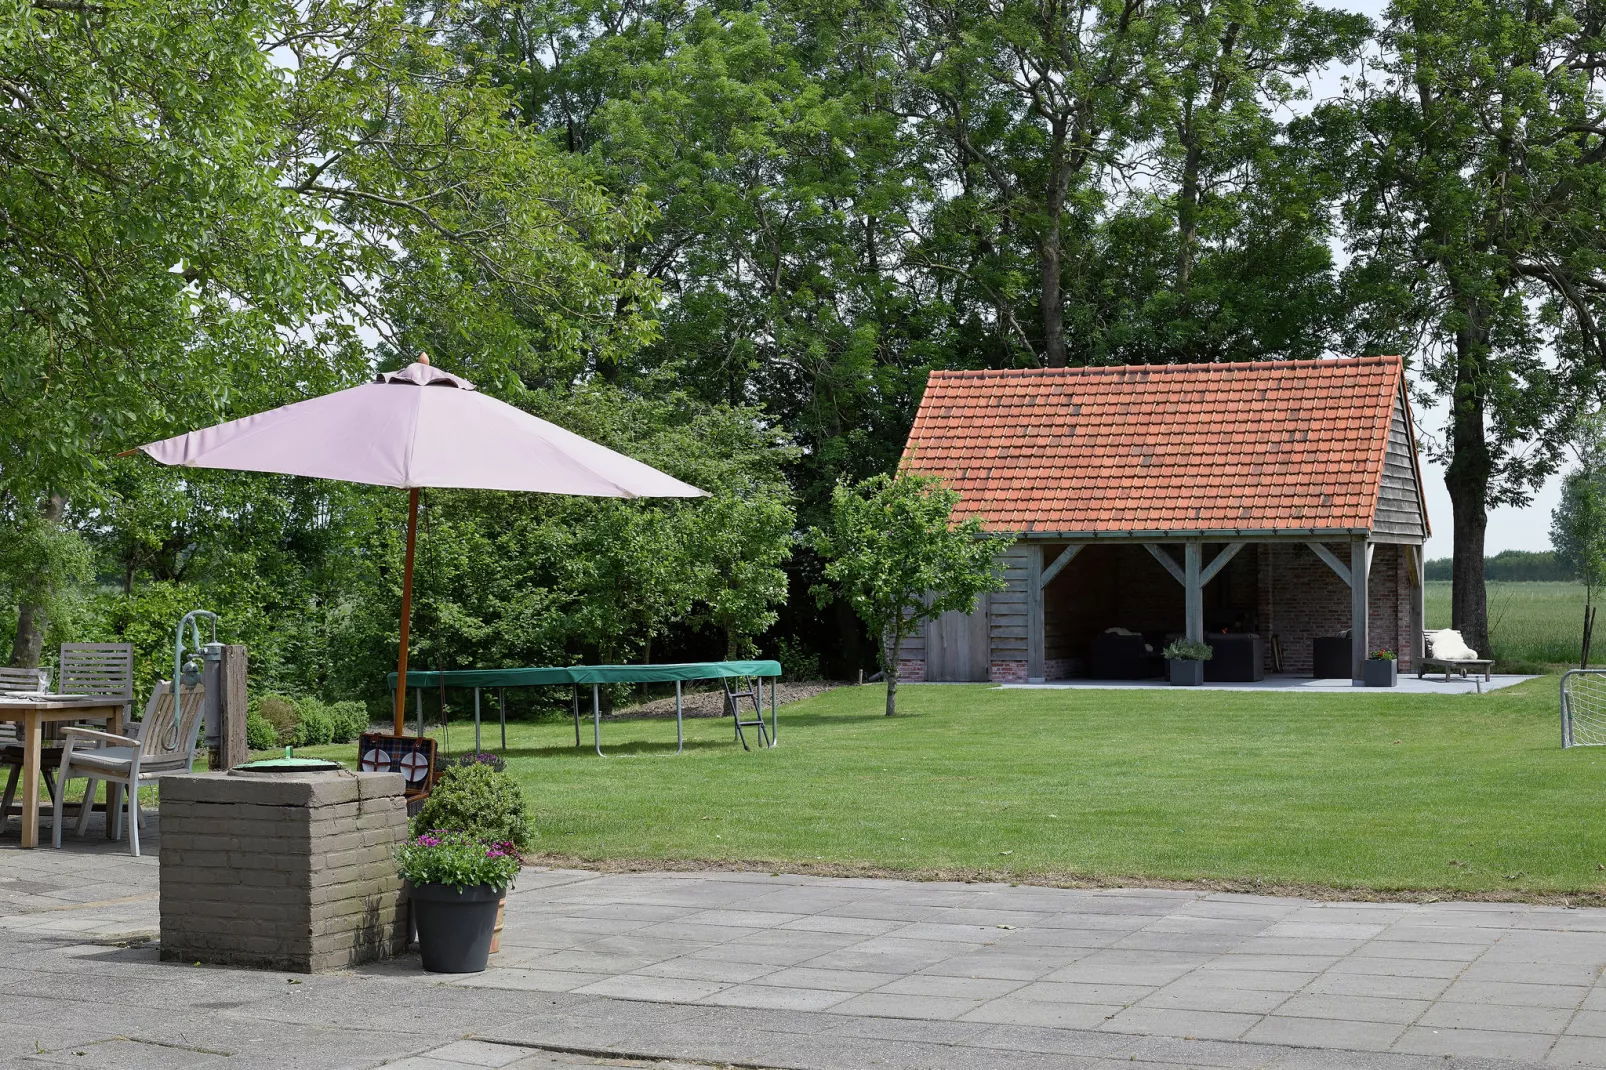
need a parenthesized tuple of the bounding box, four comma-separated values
(417, 351, 431, 365)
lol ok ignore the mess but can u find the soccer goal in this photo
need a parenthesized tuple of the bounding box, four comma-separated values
(1561, 670, 1606, 747)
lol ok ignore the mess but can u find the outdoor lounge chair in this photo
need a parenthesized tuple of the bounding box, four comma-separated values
(52, 680, 205, 857)
(1419, 629, 1494, 693)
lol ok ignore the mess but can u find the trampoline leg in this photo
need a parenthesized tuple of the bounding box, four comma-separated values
(593, 684, 605, 757)
(415, 689, 424, 738)
(675, 680, 684, 755)
(474, 688, 481, 753)
(770, 676, 778, 747)
(573, 686, 580, 749)
(499, 687, 506, 750)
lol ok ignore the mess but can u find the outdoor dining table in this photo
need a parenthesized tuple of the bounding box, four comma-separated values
(1, 693, 126, 849)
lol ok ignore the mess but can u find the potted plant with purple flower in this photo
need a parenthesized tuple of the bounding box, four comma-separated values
(408, 760, 532, 954)
(397, 830, 521, 973)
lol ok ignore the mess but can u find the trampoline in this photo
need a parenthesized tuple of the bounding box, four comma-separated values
(386, 661, 781, 756)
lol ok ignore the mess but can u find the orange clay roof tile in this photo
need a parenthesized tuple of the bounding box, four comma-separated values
(901, 357, 1407, 535)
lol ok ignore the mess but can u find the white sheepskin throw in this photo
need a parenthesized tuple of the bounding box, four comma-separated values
(1426, 628, 1479, 661)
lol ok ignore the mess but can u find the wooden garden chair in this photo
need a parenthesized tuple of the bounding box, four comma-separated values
(2, 645, 133, 827)
(53, 680, 205, 857)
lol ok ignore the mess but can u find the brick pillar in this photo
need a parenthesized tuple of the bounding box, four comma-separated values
(160, 769, 409, 973)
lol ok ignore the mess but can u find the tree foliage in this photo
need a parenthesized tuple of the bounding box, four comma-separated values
(809, 473, 1007, 715)
(1331, 0, 1606, 654)
(4, 0, 1601, 696)
(1553, 415, 1606, 666)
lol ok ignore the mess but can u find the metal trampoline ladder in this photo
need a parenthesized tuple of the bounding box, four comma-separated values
(722, 675, 772, 750)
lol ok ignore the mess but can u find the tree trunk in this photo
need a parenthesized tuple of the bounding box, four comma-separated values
(1176, 133, 1202, 290)
(1583, 589, 1595, 670)
(884, 631, 900, 716)
(1040, 227, 1066, 368)
(1444, 314, 1492, 656)
(9, 495, 66, 669)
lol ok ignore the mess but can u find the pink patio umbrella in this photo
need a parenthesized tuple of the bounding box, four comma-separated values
(136, 356, 705, 734)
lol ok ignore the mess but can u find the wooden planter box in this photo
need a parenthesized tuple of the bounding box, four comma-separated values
(1363, 658, 1398, 687)
(1169, 659, 1205, 686)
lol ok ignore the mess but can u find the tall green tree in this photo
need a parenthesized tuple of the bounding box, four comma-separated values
(1553, 415, 1606, 667)
(1, 0, 657, 666)
(1334, 0, 1606, 655)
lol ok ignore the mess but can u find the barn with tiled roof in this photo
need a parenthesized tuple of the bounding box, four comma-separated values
(898, 356, 1429, 684)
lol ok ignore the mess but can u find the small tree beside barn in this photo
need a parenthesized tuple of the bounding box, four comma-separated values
(810, 473, 1007, 715)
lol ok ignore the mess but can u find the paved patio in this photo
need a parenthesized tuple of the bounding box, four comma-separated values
(998, 672, 1533, 695)
(5, 816, 1606, 1069)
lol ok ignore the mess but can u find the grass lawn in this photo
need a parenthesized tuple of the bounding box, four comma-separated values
(1426, 579, 1590, 670)
(293, 675, 1606, 899)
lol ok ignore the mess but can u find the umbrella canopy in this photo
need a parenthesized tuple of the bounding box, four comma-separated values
(138, 356, 705, 733)
(140, 360, 702, 497)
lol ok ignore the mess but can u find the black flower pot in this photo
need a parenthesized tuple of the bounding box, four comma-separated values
(1363, 658, 1398, 687)
(410, 882, 503, 973)
(1169, 659, 1205, 686)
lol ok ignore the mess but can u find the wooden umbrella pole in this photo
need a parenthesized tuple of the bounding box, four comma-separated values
(394, 487, 421, 735)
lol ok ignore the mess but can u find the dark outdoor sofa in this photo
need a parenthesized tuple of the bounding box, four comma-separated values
(1089, 632, 1164, 679)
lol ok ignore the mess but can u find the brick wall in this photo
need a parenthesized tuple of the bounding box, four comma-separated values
(1043, 657, 1080, 681)
(1256, 542, 1416, 674)
(897, 658, 927, 683)
(160, 770, 410, 973)
(990, 660, 1027, 683)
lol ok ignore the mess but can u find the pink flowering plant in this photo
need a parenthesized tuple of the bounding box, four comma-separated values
(396, 830, 521, 892)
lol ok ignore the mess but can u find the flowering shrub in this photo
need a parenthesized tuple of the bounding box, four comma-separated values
(396, 830, 521, 892)
(410, 761, 532, 849)
(1369, 649, 1398, 661)
(454, 750, 507, 773)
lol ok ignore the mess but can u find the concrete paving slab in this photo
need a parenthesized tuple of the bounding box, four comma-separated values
(1098, 1006, 1260, 1040)
(1441, 980, 1591, 1009)
(1391, 1025, 1557, 1061)
(1275, 992, 1430, 1025)
(1417, 1002, 1577, 1034)
(1240, 1015, 1408, 1052)
(14, 838, 1606, 1070)
(958, 999, 1123, 1029)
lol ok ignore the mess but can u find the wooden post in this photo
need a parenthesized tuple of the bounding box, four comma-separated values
(1352, 536, 1370, 682)
(394, 487, 420, 735)
(1185, 543, 1203, 642)
(1412, 544, 1426, 669)
(1026, 545, 1045, 682)
(210, 644, 249, 770)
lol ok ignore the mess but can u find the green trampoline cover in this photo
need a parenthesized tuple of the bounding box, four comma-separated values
(387, 660, 781, 689)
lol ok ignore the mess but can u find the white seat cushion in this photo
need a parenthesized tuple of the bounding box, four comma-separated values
(1426, 628, 1480, 661)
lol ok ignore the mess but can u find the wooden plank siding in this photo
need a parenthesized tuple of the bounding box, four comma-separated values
(926, 596, 992, 681)
(1373, 391, 1427, 541)
(990, 545, 1033, 672)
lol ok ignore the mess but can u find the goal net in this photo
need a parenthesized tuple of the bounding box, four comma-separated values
(1561, 670, 1606, 747)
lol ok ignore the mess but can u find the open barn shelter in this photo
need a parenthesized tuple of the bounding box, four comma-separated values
(899, 356, 1430, 685)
